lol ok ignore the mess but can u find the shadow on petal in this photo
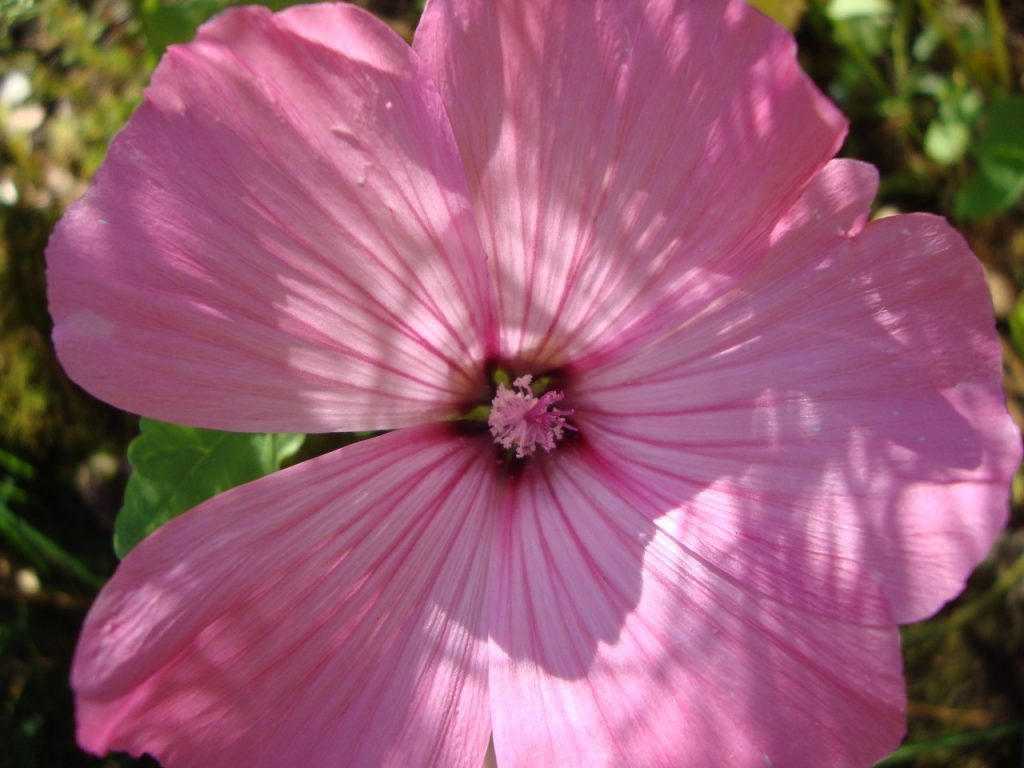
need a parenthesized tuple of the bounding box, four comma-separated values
(74, 426, 497, 768)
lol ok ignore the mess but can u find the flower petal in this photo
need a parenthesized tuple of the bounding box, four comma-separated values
(47, 5, 496, 433)
(578, 159, 1020, 624)
(488, 447, 905, 767)
(73, 425, 496, 768)
(415, 0, 845, 367)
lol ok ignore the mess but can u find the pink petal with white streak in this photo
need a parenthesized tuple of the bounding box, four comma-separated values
(73, 425, 496, 768)
(415, 0, 845, 367)
(487, 446, 905, 767)
(47, 4, 496, 433)
(579, 159, 1020, 624)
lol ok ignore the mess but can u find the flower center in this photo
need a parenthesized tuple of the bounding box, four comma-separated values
(488, 374, 575, 458)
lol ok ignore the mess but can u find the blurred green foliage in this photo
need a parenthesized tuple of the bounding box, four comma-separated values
(1, 0, 144, 459)
(0, 0, 1022, 766)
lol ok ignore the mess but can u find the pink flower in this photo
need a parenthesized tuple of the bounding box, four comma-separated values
(47, 1, 1019, 766)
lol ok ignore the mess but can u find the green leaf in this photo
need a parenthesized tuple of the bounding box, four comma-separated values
(826, 0, 890, 21)
(955, 95, 1024, 218)
(875, 723, 1024, 765)
(115, 418, 305, 557)
(137, 0, 313, 59)
(747, 0, 806, 29)
(974, 95, 1024, 165)
(137, 0, 229, 59)
(924, 119, 970, 165)
(955, 155, 1024, 219)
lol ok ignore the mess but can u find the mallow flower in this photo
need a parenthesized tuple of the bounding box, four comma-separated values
(46, 0, 1019, 766)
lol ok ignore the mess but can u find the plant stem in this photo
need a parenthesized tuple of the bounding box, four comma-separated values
(984, 0, 1012, 92)
(917, 0, 992, 89)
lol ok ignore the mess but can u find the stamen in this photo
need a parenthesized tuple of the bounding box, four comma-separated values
(488, 374, 575, 458)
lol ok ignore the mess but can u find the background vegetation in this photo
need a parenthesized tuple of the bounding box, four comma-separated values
(1, 0, 1022, 765)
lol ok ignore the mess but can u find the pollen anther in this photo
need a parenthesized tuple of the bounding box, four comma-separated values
(488, 374, 575, 458)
